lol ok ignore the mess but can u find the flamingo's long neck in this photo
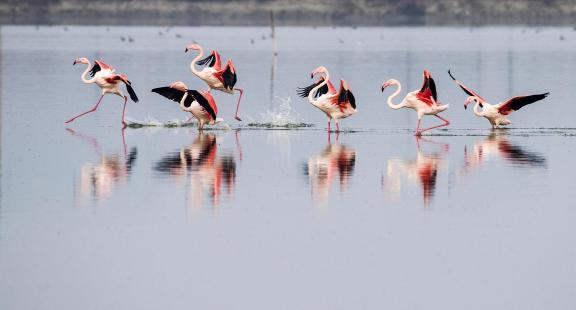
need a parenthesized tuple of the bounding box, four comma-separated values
(473, 100, 484, 117)
(180, 92, 190, 112)
(308, 70, 330, 106)
(190, 47, 204, 78)
(387, 81, 404, 110)
(81, 61, 94, 84)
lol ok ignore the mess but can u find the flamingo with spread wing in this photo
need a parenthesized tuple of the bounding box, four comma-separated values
(152, 81, 221, 131)
(381, 70, 450, 136)
(449, 70, 549, 128)
(186, 43, 243, 121)
(297, 66, 357, 132)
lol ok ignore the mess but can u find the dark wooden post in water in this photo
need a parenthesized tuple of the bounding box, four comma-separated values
(270, 11, 277, 56)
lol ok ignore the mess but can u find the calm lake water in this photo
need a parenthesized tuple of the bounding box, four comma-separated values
(1, 26, 576, 309)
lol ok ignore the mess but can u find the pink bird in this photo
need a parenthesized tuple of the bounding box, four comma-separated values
(151, 81, 220, 131)
(297, 66, 357, 132)
(381, 70, 450, 136)
(185, 43, 243, 121)
(66, 58, 139, 127)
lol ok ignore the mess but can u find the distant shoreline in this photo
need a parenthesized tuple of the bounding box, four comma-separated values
(1, 0, 575, 26)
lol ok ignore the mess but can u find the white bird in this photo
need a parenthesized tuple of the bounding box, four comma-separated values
(151, 81, 221, 131)
(381, 70, 450, 135)
(449, 70, 549, 128)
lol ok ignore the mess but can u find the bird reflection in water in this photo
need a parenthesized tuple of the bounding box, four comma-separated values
(303, 140, 356, 204)
(462, 131, 547, 173)
(154, 132, 237, 208)
(382, 137, 448, 206)
(66, 128, 137, 201)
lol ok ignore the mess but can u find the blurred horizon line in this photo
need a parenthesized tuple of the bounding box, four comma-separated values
(2, 0, 576, 26)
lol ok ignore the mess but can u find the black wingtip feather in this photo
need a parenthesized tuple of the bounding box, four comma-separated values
(448, 69, 456, 81)
(126, 83, 139, 103)
(348, 90, 356, 109)
(151, 86, 185, 103)
(296, 80, 327, 98)
(196, 53, 216, 67)
(188, 90, 217, 121)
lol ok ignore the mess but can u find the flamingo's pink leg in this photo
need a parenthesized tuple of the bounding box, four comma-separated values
(336, 122, 340, 132)
(415, 119, 422, 136)
(121, 96, 128, 128)
(65, 94, 104, 124)
(418, 115, 450, 134)
(233, 88, 244, 121)
(327, 120, 331, 133)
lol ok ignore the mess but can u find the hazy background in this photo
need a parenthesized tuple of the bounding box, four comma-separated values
(1, 0, 575, 26)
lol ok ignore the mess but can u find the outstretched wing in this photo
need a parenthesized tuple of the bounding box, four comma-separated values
(188, 90, 217, 120)
(221, 61, 237, 90)
(297, 77, 331, 98)
(448, 69, 486, 102)
(196, 50, 222, 70)
(125, 83, 139, 103)
(338, 88, 356, 109)
(152, 86, 186, 103)
(89, 62, 101, 77)
(416, 70, 437, 106)
(497, 93, 549, 115)
(113, 74, 138, 103)
(337, 80, 356, 109)
(90, 60, 114, 77)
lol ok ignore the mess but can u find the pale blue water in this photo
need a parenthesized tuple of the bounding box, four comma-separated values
(1, 26, 576, 310)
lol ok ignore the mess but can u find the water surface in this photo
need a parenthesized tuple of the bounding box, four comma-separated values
(1, 26, 576, 310)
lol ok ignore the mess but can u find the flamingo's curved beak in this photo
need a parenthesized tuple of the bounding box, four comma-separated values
(185, 48, 188, 53)
(464, 96, 475, 110)
(381, 81, 391, 92)
(73, 60, 77, 66)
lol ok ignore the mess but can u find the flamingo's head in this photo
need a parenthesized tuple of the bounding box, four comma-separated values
(73, 57, 89, 66)
(310, 66, 328, 79)
(169, 81, 188, 91)
(464, 96, 483, 109)
(381, 79, 396, 92)
(185, 43, 201, 53)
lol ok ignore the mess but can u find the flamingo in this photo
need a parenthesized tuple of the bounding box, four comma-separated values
(296, 66, 357, 132)
(185, 43, 244, 121)
(448, 70, 549, 128)
(66, 58, 139, 127)
(381, 70, 450, 136)
(151, 81, 221, 131)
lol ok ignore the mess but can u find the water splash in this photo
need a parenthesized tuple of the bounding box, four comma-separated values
(126, 117, 230, 130)
(247, 96, 313, 129)
(126, 117, 196, 128)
